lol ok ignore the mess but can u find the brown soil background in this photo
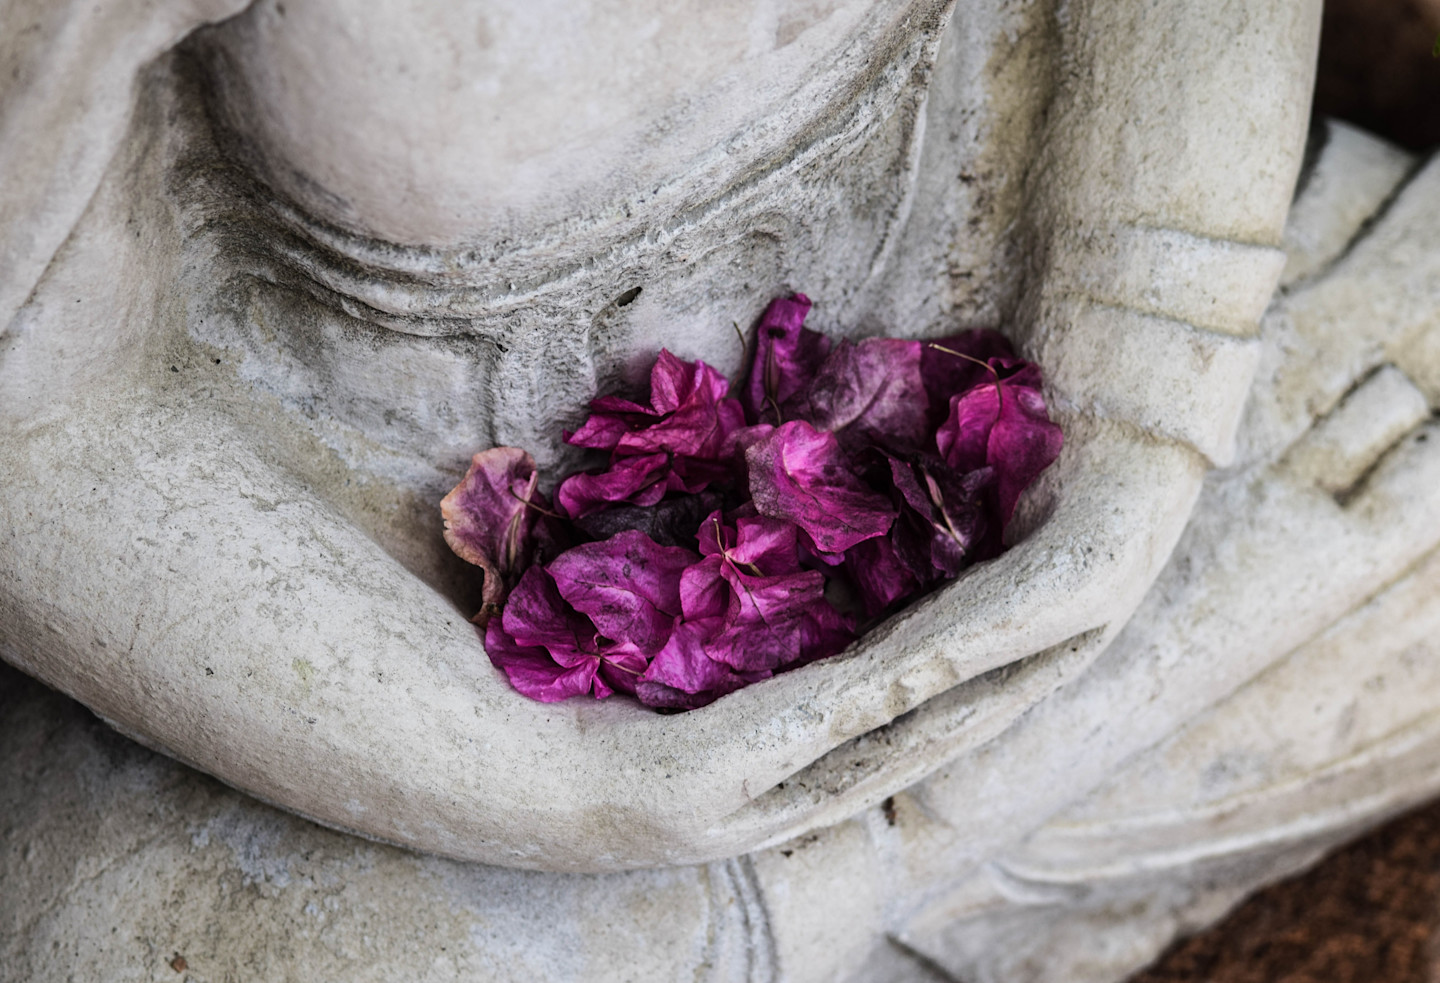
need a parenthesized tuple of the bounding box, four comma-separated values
(1132, 801, 1440, 982)
(1129, 2, 1440, 979)
(1313, 0, 1440, 150)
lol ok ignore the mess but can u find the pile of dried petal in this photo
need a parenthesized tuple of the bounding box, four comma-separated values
(441, 295, 1063, 711)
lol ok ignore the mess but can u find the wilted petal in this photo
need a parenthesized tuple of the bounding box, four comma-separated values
(547, 530, 696, 654)
(697, 510, 805, 577)
(923, 463, 994, 566)
(489, 567, 653, 702)
(484, 619, 598, 703)
(745, 421, 895, 554)
(728, 516, 805, 575)
(441, 447, 552, 623)
(648, 349, 725, 415)
(617, 398, 747, 461)
(720, 422, 774, 462)
(679, 555, 729, 621)
(555, 453, 670, 518)
(595, 643, 649, 698)
(886, 455, 933, 514)
(616, 354, 747, 460)
(798, 338, 929, 452)
(937, 371, 1063, 527)
(711, 567, 852, 673)
(666, 455, 740, 497)
(637, 619, 767, 710)
(845, 535, 922, 618)
(632, 682, 708, 711)
(567, 350, 746, 464)
(742, 294, 832, 425)
(920, 330, 1017, 420)
(501, 565, 598, 661)
(564, 410, 640, 452)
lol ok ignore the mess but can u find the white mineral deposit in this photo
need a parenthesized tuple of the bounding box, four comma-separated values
(3, 0, 1438, 981)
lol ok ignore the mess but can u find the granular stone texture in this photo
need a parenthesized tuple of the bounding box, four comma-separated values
(1133, 800, 1440, 983)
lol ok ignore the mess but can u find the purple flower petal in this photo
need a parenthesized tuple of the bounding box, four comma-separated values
(921, 463, 995, 565)
(839, 454, 993, 607)
(745, 421, 895, 554)
(564, 411, 638, 452)
(501, 565, 598, 661)
(709, 566, 852, 672)
(440, 447, 553, 624)
(649, 349, 724, 415)
(684, 509, 854, 673)
(491, 566, 651, 701)
(696, 510, 805, 576)
(615, 354, 747, 460)
(797, 337, 929, 452)
(937, 371, 1063, 528)
(844, 535, 921, 618)
(920, 330, 1017, 423)
(596, 652, 646, 698)
(637, 619, 768, 709)
(567, 350, 746, 463)
(555, 453, 670, 519)
(546, 530, 696, 655)
(680, 555, 730, 621)
(560, 351, 748, 515)
(891, 457, 992, 574)
(484, 619, 598, 703)
(457, 299, 1058, 714)
(742, 294, 832, 425)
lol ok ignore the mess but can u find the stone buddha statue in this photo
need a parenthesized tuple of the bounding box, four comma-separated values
(4, 1, 1440, 980)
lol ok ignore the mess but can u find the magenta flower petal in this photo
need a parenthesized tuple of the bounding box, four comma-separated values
(614, 354, 746, 460)
(697, 510, 805, 576)
(648, 349, 724, 415)
(440, 447, 553, 623)
(561, 350, 747, 515)
(708, 566, 851, 672)
(483, 619, 598, 703)
(501, 565, 598, 660)
(920, 330, 1018, 417)
(555, 453, 670, 518)
(686, 509, 854, 672)
(637, 619, 768, 710)
(491, 566, 651, 701)
(937, 371, 1063, 528)
(546, 530, 696, 655)
(617, 398, 747, 460)
(564, 412, 637, 452)
(454, 295, 1058, 713)
(567, 350, 746, 462)
(745, 421, 895, 554)
(921, 463, 994, 565)
(742, 294, 832, 425)
(797, 337, 929, 452)
(679, 555, 729, 621)
(844, 535, 922, 619)
(595, 648, 647, 698)
(881, 458, 993, 579)
(728, 516, 805, 575)
(631, 681, 711, 711)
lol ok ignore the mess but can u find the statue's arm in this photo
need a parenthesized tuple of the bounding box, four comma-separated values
(0, 0, 251, 332)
